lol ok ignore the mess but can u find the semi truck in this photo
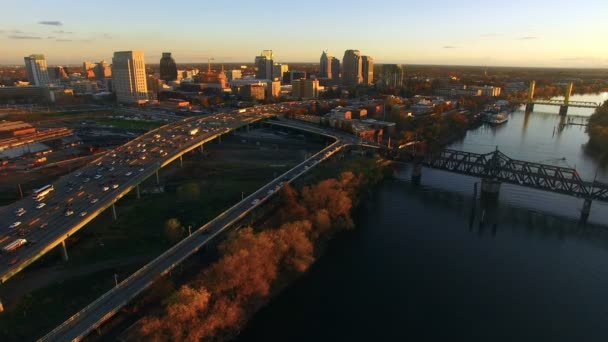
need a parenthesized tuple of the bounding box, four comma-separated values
(2, 239, 27, 253)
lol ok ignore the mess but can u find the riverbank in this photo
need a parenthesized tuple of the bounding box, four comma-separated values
(129, 152, 389, 341)
(585, 100, 608, 160)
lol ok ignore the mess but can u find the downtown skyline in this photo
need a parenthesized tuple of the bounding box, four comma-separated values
(1, 0, 608, 68)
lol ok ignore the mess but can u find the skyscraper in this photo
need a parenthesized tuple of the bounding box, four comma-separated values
(93, 61, 112, 80)
(24, 54, 50, 86)
(160, 52, 178, 82)
(320, 51, 332, 79)
(255, 50, 274, 80)
(342, 50, 362, 86)
(112, 51, 148, 104)
(331, 58, 340, 81)
(273, 63, 288, 82)
(362, 55, 374, 85)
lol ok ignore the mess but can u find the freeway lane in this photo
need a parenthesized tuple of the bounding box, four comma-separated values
(0, 106, 287, 284)
(40, 121, 347, 341)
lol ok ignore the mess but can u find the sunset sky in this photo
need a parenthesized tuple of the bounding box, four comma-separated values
(1, 0, 607, 67)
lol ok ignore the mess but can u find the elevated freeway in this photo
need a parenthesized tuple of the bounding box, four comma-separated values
(39, 120, 378, 341)
(0, 106, 284, 284)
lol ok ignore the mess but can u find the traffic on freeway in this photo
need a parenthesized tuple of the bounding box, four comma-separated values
(39, 119, 358, 341)
(0, 103, 298, 284)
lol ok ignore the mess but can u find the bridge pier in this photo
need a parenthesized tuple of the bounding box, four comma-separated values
(218, 134, 221, 144)
(112, 203, 117, 221)
(580, 198, 592, 224)
(246, 124, 250, 133)
(480, 178, 501, 202)
(411, 163, 422, 185)
(179, 155, 183, 168)
(559, 105, 568, 116)
(0, 297, 3, 313)
(525, 103, 535, 112)
(60, 240, 69, 262)
(155, 169, 160, 185)
(136, 184, 140, 199)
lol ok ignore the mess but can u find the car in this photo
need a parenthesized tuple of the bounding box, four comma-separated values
(94, 174, 102, 180)
(15, 207, 25, 214)
(125, 171, 132, 176)
(109, 167, 115, 172)
(36, 202, 46, 209)
(79, 211, 88, 217)
(267, 189, 274, 196)
(64, 209, 74, 217)
(9, 222, 21, 229)
(102, 186, 110, 191)
(112, 184, 119, 189)
(83, 177, 90, 183)
(40, 223, 48, 229)
(139, 168, 145, 172)
(251, 199, 260, 206)
(8, 258, 18, 266)
(90, 198, 99, 204)
(75, 172, 82, 177)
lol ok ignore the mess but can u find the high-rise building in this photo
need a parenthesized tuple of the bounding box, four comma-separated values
(159, 52, 178, 82)
(93, 61, 111, 80)
(225, 69, 242, 81)
(379, 64, 405, 88)
(331, 58, 340, 81)
(24, 54, 50, 86)
(362, 55, 374, 85)
(292, 79, 319, 99)
(342, 50, 362, 86)
(273, 63, 288, 82)
(255, 50, 274, 80)
(51, 66, 68, 81)
(320, 51, 332, 79)
(267, 79, 281, 99)
(112, 51, 148, 104)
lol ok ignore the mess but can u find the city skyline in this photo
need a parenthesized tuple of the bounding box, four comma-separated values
(0, 0, 607, 68)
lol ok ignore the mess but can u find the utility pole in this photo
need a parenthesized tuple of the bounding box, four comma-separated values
(17, 184, 23, 199)
(114, 273, 118, 287)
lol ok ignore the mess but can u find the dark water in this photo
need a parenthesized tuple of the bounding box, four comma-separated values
(237, 94, 608, 341)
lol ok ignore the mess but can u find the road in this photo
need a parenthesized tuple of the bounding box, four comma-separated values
(0, 104, 293, 284)
(39, 120, 379, 341)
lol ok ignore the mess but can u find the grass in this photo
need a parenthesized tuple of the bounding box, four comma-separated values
(4, 110, 115, 123)
(96, 118, 165, 130)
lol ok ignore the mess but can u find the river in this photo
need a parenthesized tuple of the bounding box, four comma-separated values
(236, 93, 608, 341)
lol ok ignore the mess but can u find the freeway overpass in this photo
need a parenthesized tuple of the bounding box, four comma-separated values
(0, 107, 281, 284)
(39, 120, 378, 341)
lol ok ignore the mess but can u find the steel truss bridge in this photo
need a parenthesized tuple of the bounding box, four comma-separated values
(425, 149, 608, 202)
(530, 99, 598, 108)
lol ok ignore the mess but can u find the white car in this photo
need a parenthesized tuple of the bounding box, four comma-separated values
(36, 202, 46, 209)
(90, 198, 99, 204)
(139, 168, 145, 172)
(125, 171, 132, 176)
(94, 174, 102, 180)
(64, 209, 74, 217)
(16, 209, 26, 216)
(103, 186, 110, 191)
(79, 211, 88, 217)
(9, 222, 21, 229)
(251, 199, 260, 206)
(112, 184, 119, 189)
(75, 172, 82, 177)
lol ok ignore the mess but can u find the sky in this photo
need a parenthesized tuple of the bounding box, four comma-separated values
(1, 0, 607, 68)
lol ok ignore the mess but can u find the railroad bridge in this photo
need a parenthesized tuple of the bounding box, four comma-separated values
(409, 148, 608, 222)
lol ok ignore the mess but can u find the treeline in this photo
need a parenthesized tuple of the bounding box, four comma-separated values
(135, 166, 383, 341)
(587, 101, 608, 153)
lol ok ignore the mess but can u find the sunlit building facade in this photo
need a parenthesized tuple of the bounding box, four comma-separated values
(112, 50, 148, 104)
(24, 54, 50, 86)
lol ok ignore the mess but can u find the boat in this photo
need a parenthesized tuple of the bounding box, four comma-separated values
(483, 111, 509, 125)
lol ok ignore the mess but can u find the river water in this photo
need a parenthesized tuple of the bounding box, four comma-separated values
(237, 93, 608, 341)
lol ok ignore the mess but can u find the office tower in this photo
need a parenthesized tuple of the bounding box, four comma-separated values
(225, 69, 242, 81)
(255, 50, 274, 80)
(380, 64, 404, 88)
(331, 58, 340, 80)
(112, 50, 148, 104)
(273, 63, 288, 82)
(292, 79, 319, 99)
(267, 79, 281, 99)
(362, 55, 374, 85)
(24, 54, 51, 86)
(93, 60, 112, 80)
(320, 51, 332, 79)
(160, 52, 178, 82)
(51, 66, 68, 81)
(342, 50, 362, 86)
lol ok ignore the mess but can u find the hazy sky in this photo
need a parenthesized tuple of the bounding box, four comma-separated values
(1, 0, 607, 67)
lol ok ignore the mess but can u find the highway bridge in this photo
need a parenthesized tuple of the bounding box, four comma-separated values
(0, 106, 284, 285)
(38, 120, 377, 341)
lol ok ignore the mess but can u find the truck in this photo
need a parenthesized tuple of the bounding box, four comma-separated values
(238, 109, 247, 113)
(2, 239, 27, 253)
(189, 128, 199, 136)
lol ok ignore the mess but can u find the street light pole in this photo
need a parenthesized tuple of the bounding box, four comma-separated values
(241, 192, 244, 200)
(188, 225, 192, 236)
(114, 273, 118, 287)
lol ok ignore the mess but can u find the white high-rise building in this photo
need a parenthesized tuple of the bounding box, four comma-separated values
(112, 50, 148, 104)
(24, 54, 50, 86)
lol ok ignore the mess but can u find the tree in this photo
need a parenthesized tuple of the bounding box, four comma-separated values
(164, 218, 183, 243)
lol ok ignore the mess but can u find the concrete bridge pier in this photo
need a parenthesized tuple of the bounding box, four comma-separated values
(155, 169, 160, 185)
(0, 297, 4, 313)
(246, 124, 250, 133)
(179, 155, 183, 168)
(112, 203, 117, 221)
(480, 178, 501, 202)
(580, 198, 592, 224)
(411, 163, 422, 185)
(136, 184, 140, 199)
(525, 103, 535, 112)
(60, 240, 69, 261)
(218, 134, 222, 144)
(200, 144, 204, 153)
(559, 105, 568, 116)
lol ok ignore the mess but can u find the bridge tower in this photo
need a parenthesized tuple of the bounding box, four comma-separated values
(559, 82, 573, 116)
(525, 80, 536, 112)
